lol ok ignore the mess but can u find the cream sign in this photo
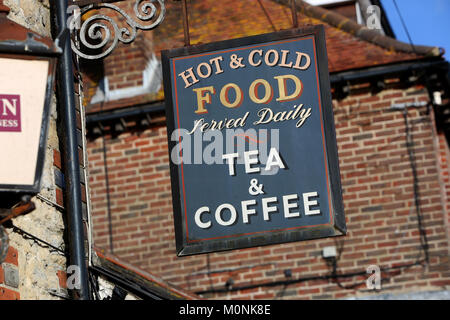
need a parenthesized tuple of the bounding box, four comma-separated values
(0, 5, 59, 194)
(0, 57, 51, 191)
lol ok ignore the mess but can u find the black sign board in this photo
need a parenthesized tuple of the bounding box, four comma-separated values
(162, 25, 346, 256)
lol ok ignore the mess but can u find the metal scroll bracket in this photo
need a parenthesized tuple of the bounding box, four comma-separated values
(69, 0, 166, 60)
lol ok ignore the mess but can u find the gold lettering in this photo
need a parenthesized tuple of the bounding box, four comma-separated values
(193, 86, 215, 114)
(249, 79, 273, 104)
(274, 74, 303, 102)
(220, 83, 243, 109)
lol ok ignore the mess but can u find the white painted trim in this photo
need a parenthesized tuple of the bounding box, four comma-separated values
(90, 54, 162, 104)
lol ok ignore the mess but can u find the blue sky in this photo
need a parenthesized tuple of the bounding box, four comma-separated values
(381, 0, 450, 59)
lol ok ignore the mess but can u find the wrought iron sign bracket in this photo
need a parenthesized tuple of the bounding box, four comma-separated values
(69, 0, 166, 60)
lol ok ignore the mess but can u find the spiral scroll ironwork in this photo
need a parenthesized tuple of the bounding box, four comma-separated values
(71, 0, 165, 60)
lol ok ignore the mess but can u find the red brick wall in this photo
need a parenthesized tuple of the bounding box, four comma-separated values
(435, 130, 450, 243)
(87, 83, 450, 299)
(104, 40, 149, 91)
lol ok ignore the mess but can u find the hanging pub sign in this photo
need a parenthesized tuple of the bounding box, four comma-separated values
(0, 3, 60, 194)
(162, 25, 346, 256)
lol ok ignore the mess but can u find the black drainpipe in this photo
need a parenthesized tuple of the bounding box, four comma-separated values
(54, 0, 90, 300)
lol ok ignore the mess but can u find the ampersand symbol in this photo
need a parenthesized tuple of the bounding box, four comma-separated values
(248, 178, 264, 196)
(230, 54, 245, 69)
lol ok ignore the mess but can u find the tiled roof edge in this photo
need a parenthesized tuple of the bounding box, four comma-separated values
(92, 247, 200, 300)
(277, 0, 443, 57)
